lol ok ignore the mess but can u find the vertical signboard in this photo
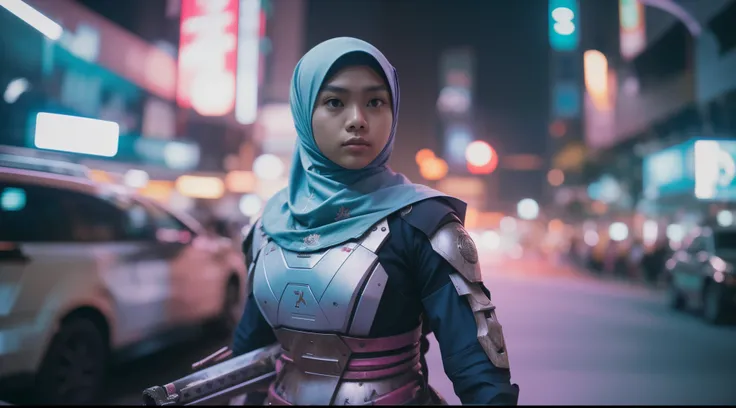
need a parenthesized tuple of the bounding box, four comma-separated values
(551, 51, 582, 120)
(437, 48, 474, 117)
(437, 48, 474, 173)
(547, 0, 582, 193)
(619, 0, 646, 60)
(583, 50, 610, 111)
(177, 0, 239, 117)
(235, 0, 262, 125)
(549, 0, 580, 52)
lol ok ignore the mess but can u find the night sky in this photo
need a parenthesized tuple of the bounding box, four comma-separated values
(305, 0, 551, 205)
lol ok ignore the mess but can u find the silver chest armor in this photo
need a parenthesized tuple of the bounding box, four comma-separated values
(251, 218, 390, 336)
(248, 219, 438, 406)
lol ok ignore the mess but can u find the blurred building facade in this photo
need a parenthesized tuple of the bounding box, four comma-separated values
(557, 0, 736, 245)
(0, 0, 306, 222)
(1, 0, 190, 173)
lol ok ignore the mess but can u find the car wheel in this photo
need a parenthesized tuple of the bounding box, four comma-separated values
(702, 282, 726, 325)
(668, 285, 686, 311)
(35, 318, 108, 405)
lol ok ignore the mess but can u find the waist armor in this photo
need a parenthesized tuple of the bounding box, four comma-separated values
(250, 219, 437, 405)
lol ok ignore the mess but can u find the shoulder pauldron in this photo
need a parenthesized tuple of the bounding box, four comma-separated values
(429, 221, 482, 283)
(428, 221, 511, 369)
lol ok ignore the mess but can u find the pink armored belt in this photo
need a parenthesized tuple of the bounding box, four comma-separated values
(268, 326, 428, 406)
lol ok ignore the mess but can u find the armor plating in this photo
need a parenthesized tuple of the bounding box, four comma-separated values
(250, 218, 434, 405)
(429, 221, 511, 370)
(429, 221, 482, 283)
(251, 220, 269, 264)
(268, 327, 427, 405)
(246, 220, 269, 292)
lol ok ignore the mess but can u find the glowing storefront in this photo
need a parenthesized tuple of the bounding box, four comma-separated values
(642, 138, 736, 214)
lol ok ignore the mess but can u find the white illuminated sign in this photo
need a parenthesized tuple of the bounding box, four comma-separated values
(694, 140, 736, 200)
(235, 0, 261, 125)
(552, 7, 575, 36)
(34, 112, 119, 157)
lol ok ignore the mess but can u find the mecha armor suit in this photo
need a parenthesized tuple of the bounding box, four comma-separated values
(234, 198, 519, 405)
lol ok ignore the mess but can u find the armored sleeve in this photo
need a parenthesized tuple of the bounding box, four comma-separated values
(402, 205, 519, 405)
(232, 219, 276, 356)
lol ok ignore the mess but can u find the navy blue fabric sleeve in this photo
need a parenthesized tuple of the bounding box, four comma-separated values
(232, 291, 277, 356)
(406, 221, 520, 405)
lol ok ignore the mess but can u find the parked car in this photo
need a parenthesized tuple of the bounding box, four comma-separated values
(666, 225, 736, 324)
(0, 156, 247, 404)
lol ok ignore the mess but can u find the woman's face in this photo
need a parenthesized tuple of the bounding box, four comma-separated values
(312, 65, 393, 170)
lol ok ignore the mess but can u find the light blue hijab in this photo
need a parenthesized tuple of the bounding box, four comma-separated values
(261, 37, 462, 252)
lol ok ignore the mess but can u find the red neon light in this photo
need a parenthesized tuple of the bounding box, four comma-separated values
(259, 9, 267, 37)
(258, 9, 266, 86)
(177, 0, 240, 116)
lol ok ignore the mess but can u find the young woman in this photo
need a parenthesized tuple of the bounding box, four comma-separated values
(234, 37, 520, 406)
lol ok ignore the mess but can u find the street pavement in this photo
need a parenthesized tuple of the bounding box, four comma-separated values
(426, 257, 736, 405)
(104, 255, 736, 405)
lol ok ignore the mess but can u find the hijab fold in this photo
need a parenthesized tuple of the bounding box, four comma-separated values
(261, 37, 463, 252)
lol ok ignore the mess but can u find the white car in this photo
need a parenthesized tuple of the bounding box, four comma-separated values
(0, 157, 247, 405)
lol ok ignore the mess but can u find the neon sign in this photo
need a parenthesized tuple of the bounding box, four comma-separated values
(549, 0, 579, 51)
(177, 0, 239, 117)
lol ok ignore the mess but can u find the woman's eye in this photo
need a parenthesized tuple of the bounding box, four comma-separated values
(326, 99, 343, 108)
(368, 99, 385, 108)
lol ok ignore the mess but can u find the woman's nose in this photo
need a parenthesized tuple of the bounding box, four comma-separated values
(345, 106, 368, 131)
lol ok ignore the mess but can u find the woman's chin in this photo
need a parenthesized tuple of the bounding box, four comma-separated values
(339, 161, 370, 170)
(335, 155, 376, 170)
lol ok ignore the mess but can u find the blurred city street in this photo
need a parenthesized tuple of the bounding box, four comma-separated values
(3, 0, 736, 405)
(106, 255, 736, 406)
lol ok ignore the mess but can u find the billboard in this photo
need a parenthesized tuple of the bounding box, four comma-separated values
(643, 139, 736, 201)
(177, 0, 240, 117)
(642, 140, 694, 199)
